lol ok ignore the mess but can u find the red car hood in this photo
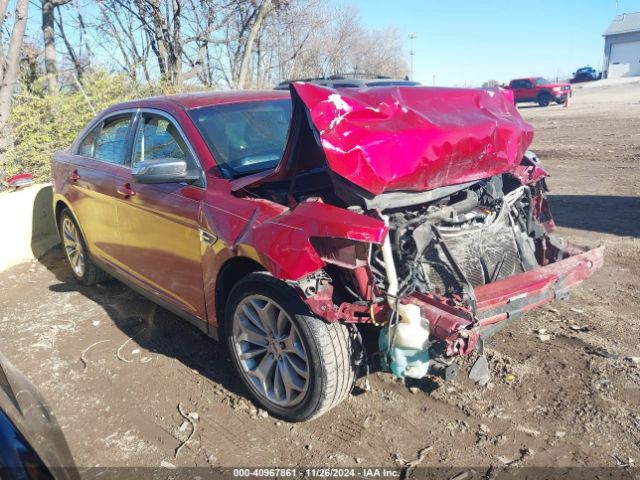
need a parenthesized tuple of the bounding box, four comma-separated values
(245, 83, 534, 196)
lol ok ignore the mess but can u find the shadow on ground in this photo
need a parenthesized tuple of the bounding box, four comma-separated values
(517, 103, 564, 110)
(38, 246, 251, 401)
(548, 194, 640, 237)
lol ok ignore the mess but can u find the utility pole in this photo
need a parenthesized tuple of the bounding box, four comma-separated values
(408, 33, 416, 80)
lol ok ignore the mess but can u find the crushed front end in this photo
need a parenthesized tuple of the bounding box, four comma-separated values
(295, 165, 603, 379)
(237, 83, 604, 381)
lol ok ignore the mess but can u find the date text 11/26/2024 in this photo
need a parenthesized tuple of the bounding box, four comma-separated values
(232, 468, 400, 478)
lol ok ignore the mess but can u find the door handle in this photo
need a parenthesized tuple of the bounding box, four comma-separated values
(70, 169, 80, 182)
(116, 183, 136, 198)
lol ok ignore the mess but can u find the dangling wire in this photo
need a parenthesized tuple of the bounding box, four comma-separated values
(369, 303, 387, 326)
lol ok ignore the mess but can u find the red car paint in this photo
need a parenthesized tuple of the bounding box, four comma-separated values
(51, 83, 603, 360)
(6, 173, 34, 189)
(260, 84, 535, 196)
(407, 243, 604, 356)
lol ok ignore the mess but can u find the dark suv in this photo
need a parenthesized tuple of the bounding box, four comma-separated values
(570, 66, 601, 84)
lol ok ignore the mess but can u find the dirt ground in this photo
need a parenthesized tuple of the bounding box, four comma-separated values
(0, 80, 639, 473)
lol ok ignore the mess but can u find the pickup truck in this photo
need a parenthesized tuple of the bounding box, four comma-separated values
(507, 77, 572, 107)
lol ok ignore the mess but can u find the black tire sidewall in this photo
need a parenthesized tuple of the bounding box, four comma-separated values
(538, 93, 551, 106)
(224, 273, 327, 422)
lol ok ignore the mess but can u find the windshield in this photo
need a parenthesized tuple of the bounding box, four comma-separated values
(189, 99, 292, 178)
(535, 78, 550, 85)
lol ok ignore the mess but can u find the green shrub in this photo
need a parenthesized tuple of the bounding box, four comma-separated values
(3, 72, 154, 182)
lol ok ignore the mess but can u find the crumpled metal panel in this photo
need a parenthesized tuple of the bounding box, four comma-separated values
(290, 83, 535, 195)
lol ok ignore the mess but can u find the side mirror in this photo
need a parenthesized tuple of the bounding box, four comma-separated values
(132, 158, 200, 184)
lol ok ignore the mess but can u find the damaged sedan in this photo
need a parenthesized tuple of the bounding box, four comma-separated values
(51, 83, 603, 421)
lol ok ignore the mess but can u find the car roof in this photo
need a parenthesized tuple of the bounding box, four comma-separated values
(274, 78, 419, 90)
(110, 89, 290, 112)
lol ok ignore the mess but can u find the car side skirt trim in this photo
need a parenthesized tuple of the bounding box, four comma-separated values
(92, 256, 219, 341)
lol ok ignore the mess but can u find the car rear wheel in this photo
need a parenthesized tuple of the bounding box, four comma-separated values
(537, 92, 551, 107)
(59, 209, 109, 285)
(224, 273, 358, 422)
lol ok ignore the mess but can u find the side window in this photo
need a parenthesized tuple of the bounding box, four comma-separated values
(522, 80, 533, 88)
(133, 113, 189, 167)
(78, 125, 99, 157)
(78, 115, 132, 164)
(94, 116, 132, 164)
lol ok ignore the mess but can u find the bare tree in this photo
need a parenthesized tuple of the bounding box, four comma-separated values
(236, 0, 272, 89)
(42, 0, 71, 93)
(54, 0, 95, 80)
(1, 0, 406, 98)
(0, 0, 8, 29)
(0, 0, 11, 84)
(211, 0, 281, 89)
(0, 0, 29, 134)
(93, 1, 152, 82)
(55, 8, 82, 79)
(128, 0, 184, 85)
(282, 4, 408, 82)
(181, 0, 218, 85)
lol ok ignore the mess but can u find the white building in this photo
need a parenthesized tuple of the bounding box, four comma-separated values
(603, 12, 640, 78)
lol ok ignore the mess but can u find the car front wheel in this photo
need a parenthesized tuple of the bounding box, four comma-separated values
(537, 92, 551, 107)
(224, 273, 358, 422)
(59, 209, 109, 285)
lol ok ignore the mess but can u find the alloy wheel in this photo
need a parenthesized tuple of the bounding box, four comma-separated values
(231, 295, 309, 407)
(62, 217, 85, 278)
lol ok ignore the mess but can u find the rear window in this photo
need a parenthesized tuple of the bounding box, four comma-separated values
(189, 99, 292, 178)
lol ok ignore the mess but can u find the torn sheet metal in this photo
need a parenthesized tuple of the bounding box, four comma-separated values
(278, 83, 535, 196)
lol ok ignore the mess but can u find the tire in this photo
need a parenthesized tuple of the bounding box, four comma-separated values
(537, 92, 551, 107)
(58, 209, 110, 285)
(556, 98, 565, 105)
(224, 273, 358, 422)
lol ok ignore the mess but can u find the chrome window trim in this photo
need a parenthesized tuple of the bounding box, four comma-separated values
(137, 108, 207, 189)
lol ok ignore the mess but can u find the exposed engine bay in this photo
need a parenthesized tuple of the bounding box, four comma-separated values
(375, 172, 548, 303)
(241, 152, 593, 380)
(231, 83, 604, 381)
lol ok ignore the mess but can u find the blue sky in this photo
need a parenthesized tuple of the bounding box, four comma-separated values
(335, 0, 640, 86)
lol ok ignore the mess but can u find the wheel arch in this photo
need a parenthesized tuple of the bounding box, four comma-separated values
(214, 256, 266, 330)
(53, 198, 91, 255)
(54, 198, 71, 228)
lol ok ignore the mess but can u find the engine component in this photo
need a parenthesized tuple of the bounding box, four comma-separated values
(378, 318, 430, 379)
(378, 221, 431, 379)
(377, 175, 538, 297)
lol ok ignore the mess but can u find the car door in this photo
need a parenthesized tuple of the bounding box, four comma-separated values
(519, 79, 535, 100)
(69, 112, 135, 266)
(115, 110, 207, 319)
(511, 79, 533, 101)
